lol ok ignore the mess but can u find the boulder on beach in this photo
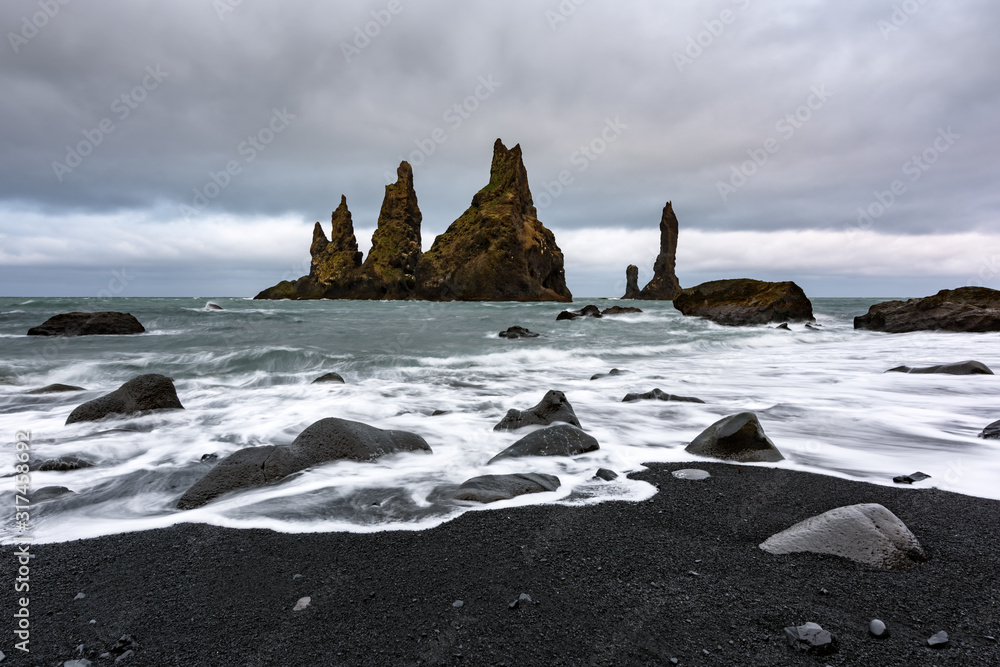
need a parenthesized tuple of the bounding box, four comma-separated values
(27, 312, 145, 336)
(854, 286, 1000, 333)
(493, 390, 581, 431)
(760, 502, 927, 570)
(26, 383, 86, 394)
(450, 473, 561, 503)
(685, 412, 783, 462)
(673, 279, 814, 326)
(312, 372, 345, 384)
(556, 305, 602, 320)
(488, 424, 599, 464)
(177, 417, 432, 509)
(499, 326, 540, 339)
(622, 388, 705, 404)
(65, 374, 184, 425)
(885, 360, 993, 375)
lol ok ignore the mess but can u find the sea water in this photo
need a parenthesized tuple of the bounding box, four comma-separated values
(1, 296, 997, 544)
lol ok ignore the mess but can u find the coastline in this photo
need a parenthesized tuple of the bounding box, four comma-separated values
(6, 462, 998, 666)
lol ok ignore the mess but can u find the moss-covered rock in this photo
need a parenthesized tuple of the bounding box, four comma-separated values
(416, 139, 572, 302)
(673, 279, 814, 326)
(854, 287, 1000, 333)
(361, 162, 423, 298)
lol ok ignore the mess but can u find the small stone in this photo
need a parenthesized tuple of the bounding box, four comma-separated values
(89, 619, 96, 624)
(518, 593, 532, 603)
(672, 469, 711, 481)
(594, 468, 618, 481)
(893, 471, 931, 484)
(927, 630, 949, 648)
(115, 650, 134, 663)
(63, 660, 93, 667)
(452, 600, 464, 608)
(819, 588, 830, 595)
(293, 597, 310, 611)
(74, 592, 86, 600)
(200, 453, 217, 462)
(869, 619, 889, 638)
(292, 574, 302, 580)
(687, 570, 700, 577)
(785, 622, 838, 655)
(670, 659, 678, 665)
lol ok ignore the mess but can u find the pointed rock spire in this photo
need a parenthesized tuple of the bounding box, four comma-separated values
(310, 195, 362, 283)
(362, 161, 423, 294)
(638, 201, 681, 300)
(623, 265, 641, 299)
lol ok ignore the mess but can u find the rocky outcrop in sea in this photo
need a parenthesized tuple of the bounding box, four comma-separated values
(854, 286, 1000, 332)
(621, 201, 682, 300)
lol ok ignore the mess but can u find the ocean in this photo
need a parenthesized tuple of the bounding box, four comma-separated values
(2, 296, 998, 544)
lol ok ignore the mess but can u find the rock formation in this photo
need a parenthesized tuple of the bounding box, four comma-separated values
(66, 374, 183, 425)
(27, 312, 145, 336)
(449, 473, 561, 503)
(487, 424, 599, 464)
(622, 202, 681, 300)
(493, 390, 581, 431)
(416, 140, 571, 301)
(685, 412, 784, 462)
(854, 286, 1000, 332)
(673, 279, 814, 326)
(256, 140, 572, 302)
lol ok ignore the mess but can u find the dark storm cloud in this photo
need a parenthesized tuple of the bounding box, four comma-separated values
(1, 0, 998, 296)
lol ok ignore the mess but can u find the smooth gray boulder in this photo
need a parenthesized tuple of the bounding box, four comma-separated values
(450, 473, 560, 503)
(760, 503, 927, 570)
(488, 424, 599, 464)
(27, 311, 145, 336)
(65, 374, 183, 425)
(177, 417, 431, 509)
(685, 412, 783, 462)
(493, 390, 581, 431)
(622, 388, 705, 404)
(886, 360, 993, 375)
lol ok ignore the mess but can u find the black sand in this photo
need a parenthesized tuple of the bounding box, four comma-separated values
(5, 462, 999, 666)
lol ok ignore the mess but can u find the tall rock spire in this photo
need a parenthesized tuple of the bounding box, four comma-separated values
(310, 195, 362, 284)
(361, 161, 423, 295)
(636, 201, 681, 300)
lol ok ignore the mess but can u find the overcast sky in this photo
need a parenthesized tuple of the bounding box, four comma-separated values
(1, 0, 998, 298)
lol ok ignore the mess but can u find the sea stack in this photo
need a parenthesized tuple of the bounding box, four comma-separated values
(623, 265, 641, 299)
(416, 139, 572, 301)
(363, 161, 423, 297)
(622, 201, 681, 300)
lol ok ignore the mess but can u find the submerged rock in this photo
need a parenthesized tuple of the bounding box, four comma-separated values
(601, 306, 642, 316)
(556, 305, 602, 320)
(623, 264, 641, 299)
(590, 368, 628, 381)
(685, 412, 783, 462)
(854, 286, 1000, 333)
(417, 139, 572, 302)
(979, 419, 1000, 439)
(27, 312, 145, 336)
(312, 372, 345, 384)
(34, 456, 94, 472)
(177, 417, 432, 509)
(450, 473, 560, 503)
(632, 202, 682, 300)
(66, 374, 184, 425)
(893, 471, 931, 484)
(493, 390, 581, 431)
(593, 468, 618, 481)
(760, 503, 927, 570)
(26, 383, 86, 394)
(785, 622, 838, 655)
(32, 486, 74, 502)
(622, 388, 705, 404)
(885, 360, 993, 375)
(488, 424, 599, 464)
(499, 326, 540, 339)
(673, 279, 814, 326)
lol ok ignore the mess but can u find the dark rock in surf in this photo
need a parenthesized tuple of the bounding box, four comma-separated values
(26, 383, 86, 394)
(312, 372, 345, 384)
(177, 417, 431, 509)
(33, 456, 94, 472)
(784, 622, 838, 655)
(556, 305, 602, 321)
(27, 312, 145, 336)
(893, 471, 930, 484)
(623, 264, 641, 299)
(854, 286, 1000, 333)
(885, 360, 993, 375)
(488, 424, 599, 464)
(430, 409, 449, 416)
(773, 323, 791, 331)
(590, 368, 627, 381)
(32, 486, 74, 502)
(493, 390, 581, 431)
(66, 374, 184, 425)
(979, 419, 1000, 439)
(685, 412, 783, 462)
(204, 302, 224, 310)
(673, 279, 814, 326)
(594, 468, 618, 481)
(601, 306, 642, 316)
(450, 473, 560, 503)
(499, 326, 540, 339)
(622, 388, 705, 404)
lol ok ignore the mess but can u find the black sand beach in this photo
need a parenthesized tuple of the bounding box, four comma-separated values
(6, 462, 999, 666)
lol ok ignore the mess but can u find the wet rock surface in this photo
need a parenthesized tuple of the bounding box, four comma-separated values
(26, 383, 86, 394)
(685, 412, 783, 462)
(493, 390, 581, 431)
(498, 326, 540, 339)
(885, 360, 993, 375)
(27, 312, 145, 336)
(487, 424, 599, 464)
(312, 372, 345, 384)
(65, 374, 184, 425)
(449, 473, 561, 503)
(621, 388, 705, 404)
